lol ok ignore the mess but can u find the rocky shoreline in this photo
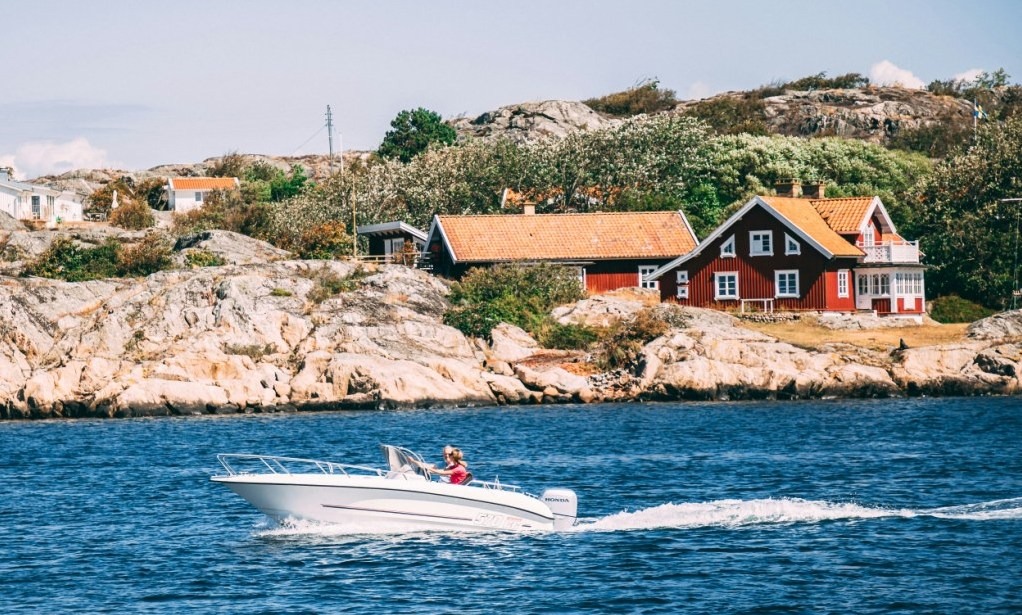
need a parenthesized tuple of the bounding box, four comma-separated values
(2, 228, 1021, 421)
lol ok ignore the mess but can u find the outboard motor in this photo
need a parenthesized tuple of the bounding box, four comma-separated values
(541, 488, 578, 530)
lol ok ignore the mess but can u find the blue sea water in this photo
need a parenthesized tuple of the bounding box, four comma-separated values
(1, 397, 1021, 614)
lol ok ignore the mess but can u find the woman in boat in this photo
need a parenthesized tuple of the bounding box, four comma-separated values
(431, 448, 469, 485)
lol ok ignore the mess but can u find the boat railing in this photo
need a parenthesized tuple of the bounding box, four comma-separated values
(469, 477, 522, 493)
(216, 453, 386, 478)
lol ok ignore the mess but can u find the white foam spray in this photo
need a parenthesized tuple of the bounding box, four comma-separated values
(572, 496, 1022, 532)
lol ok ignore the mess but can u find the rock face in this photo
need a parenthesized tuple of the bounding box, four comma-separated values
(2, 245, 1022, 419)
(450, 100, 620, 142)
(753, 87, 973, 143)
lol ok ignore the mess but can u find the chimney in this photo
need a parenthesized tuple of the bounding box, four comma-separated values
(803, 181, 826, 199)
(523, 203, 536, 216)
(775, 179, 802, 198)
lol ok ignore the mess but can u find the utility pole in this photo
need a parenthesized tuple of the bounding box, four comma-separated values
(326, 105, 335, 175)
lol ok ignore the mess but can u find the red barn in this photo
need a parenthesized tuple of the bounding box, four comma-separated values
(423, 209, 699, 294)
(647, 183, 925, 317)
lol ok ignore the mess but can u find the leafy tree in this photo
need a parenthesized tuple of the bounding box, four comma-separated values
(270, 164, 310, 201)
(912, 115, 1022, 308)
(378, 108, 457, 163)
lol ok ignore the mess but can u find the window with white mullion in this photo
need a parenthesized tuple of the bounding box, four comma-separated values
(774, 270, 799, 298)
(714, 272, 738, 300)
(675, 270, 689, 299)
(749, 231, 773, 256)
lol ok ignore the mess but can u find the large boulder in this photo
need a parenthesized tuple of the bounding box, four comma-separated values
(967, 310, 1022, 340)
(174, 230, 291, 265)
(450, 100, 620, 142)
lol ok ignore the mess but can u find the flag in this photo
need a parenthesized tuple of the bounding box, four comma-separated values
(974, 101, 989, 120)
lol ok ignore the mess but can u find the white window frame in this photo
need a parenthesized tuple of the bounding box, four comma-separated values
(639, 265, 659, 290)
(858, 273, 869, 296)
(749, 231, 773, 256)
(714, 272, 738, 300)
(862, 224, 875, 247)
(195, 191, 204, 202)
(774, 270, 799, 298)
(577, 266, 587, 290)
(676, 270, 689, 299)
(720, 235, 736, 258)
(784, 233, 800, 255)
(384, 237, 405, 256)
(837, 269, 849, 298)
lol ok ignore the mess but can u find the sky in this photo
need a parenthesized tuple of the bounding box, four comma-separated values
(2, 0, 1020, 179)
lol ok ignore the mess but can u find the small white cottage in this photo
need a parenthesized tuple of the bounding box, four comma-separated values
(167, 177, 240, 213)
(0, 168, 84, 224)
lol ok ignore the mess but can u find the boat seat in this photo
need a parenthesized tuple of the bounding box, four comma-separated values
(459, 472, 473, 486)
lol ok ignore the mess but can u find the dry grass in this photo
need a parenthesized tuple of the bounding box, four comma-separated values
(743, 318, 970, 352)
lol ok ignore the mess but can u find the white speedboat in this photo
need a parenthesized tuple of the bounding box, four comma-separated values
(211, 445, 578, 532)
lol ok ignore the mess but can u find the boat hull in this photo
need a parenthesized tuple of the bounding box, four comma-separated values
(212, 473, 556, 532)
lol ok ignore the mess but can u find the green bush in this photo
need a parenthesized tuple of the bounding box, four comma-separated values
(23, 237, 120, 281)
(583, 79, 678, 117)
(171, 189, 271, 239)
(115, 234, 173, 277)
(185, 249, 226, 268)
(533, 318, 600, 350)
(269, 287, 293, 297)
(307, 266, 368, 303)
(108, 200, 156, 230)
(928, 295, 996, 323)
(444, 264, 586, 339)
(594, 308, 671, 370)
(23, 234, 173, 281)
(295, 221, 353, 260)
(680, 95, 768, 136)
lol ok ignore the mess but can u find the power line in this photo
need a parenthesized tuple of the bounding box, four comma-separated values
(290, 124, 324, 155)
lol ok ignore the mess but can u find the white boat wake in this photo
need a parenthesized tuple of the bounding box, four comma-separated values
(572, 496, 1022, 532)
(251, 497, 1022, 538)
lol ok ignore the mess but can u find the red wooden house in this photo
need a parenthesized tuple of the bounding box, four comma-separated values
(422, 208, 699, 294)
(646, 182, 926, 317)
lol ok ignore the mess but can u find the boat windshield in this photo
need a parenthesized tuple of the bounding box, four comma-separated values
(380, 445, 430, 479)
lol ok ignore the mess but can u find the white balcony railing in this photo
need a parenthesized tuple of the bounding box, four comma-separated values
(857, 240, 920, 264)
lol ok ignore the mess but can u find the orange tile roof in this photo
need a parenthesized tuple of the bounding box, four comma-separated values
(437, 211, 698, 262)
(809, 197, 874, 234)
(760, 197, 863, 258)
(169, 177, 239, 191)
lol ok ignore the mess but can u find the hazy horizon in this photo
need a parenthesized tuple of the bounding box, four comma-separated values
(2, 0, 1020, 179)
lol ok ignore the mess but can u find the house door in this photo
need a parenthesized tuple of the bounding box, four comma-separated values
(31, 196, 41, 219)
(855, 272, 872, 310)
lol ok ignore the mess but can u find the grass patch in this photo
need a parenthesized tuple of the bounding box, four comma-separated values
(185, 249, 227, 268)
(269, 287, 293, 297)
(307, 266, 368, 303)
(743, 318, 969, 352)
(224, 343, 277, 360)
